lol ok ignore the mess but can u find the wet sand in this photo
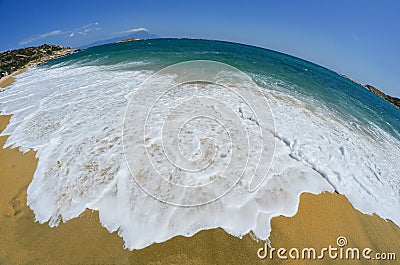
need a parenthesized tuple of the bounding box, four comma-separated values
(0, 74, 399, 264)
(0, 68, 26, 88)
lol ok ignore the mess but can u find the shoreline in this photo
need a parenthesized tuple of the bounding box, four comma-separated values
(1, 72, 399, 264)
(0, 68, 26, 89)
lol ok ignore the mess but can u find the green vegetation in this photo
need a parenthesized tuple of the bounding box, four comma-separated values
(0, 44, 72, 74)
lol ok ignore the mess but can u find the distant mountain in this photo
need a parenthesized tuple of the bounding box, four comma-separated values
(78, 31, 159, 49)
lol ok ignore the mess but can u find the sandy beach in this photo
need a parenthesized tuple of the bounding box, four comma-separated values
(0, 68, 26, 88)
(0, 73, 399, 264)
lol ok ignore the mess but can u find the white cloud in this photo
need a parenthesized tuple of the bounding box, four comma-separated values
(82, 22, 97, 30)
(74, 22, 100, 36)
(116, 27, 148, 35)
(78, 28, 92, 35)
(20, 22, 102, 44)
(19, 30, 62, 45)
(126, 27, 148, 33)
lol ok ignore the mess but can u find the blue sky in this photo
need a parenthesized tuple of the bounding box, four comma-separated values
(0, 0, 399, 97)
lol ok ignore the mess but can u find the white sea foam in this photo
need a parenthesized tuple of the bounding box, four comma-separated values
(0, 63, 399, 250)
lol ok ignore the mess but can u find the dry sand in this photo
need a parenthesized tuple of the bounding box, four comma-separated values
(0, 74, 399, 264)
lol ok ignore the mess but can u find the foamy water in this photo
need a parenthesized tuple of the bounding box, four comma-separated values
(0, 40, 399, 250)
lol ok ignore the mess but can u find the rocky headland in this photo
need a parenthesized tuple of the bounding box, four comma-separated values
(341, 75, 400, 109)
(0, 44, 75, 76)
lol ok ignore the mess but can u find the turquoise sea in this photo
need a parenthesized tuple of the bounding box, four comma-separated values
(50, 39, 400, 139)
(1, 39, 399, 249)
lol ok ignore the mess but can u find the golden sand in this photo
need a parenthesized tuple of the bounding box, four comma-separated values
(0, 74, 399, 264)
(0, 68, 26, 88)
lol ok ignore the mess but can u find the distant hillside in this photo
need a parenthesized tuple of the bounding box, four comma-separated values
(0, 44, 75, 74)
(341, 75, 400, 109)
(117, 38, 141, 43)
(79, 31, 159, 49)
(364, 85, 400, 109)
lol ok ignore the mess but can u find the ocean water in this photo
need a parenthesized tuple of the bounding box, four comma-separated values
(0, 39, 399, 249)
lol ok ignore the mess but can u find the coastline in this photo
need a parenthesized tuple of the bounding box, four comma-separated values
(1, 73, 400, 264)
(340, 74, 400, 109)
(0, 68, 26, 89)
